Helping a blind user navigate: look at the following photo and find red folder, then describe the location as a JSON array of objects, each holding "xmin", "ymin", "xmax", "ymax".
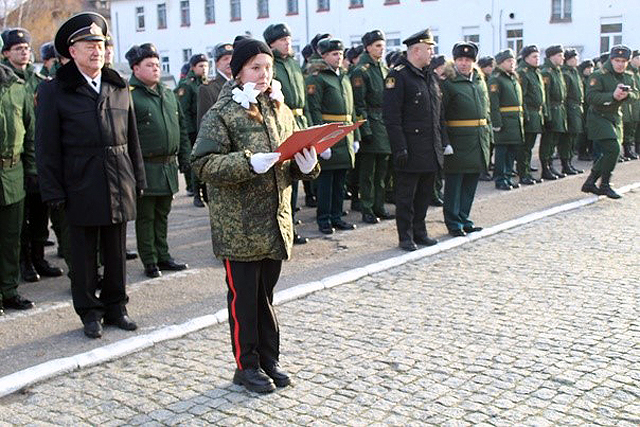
[{"xmin": 276, "ymin": 120, "xmax": 365, "ymax": 162}]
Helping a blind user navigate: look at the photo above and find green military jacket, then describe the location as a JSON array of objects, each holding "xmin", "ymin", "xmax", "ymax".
[
  {"xmin": 562, "ymin": 65, "xmax": 585, "ymax": 134},
  {"xmin": 191, "ymin": 82, "xmax": 320, "ymax": 262},
  {"xmin": 541, "ymin": 58, "xmax": 568, "ymax": 133},
  {"xmin": 0, "ymin": 64, "xmax": 35, "ymax": 206},
  {"xmin": 130, "ymin": 75, "xmax": 191, "ymax": 196},
  {"xmin": 350, "ymin": 52, "xmax": 391, "ymax": 154},
  {"xmin": 40, "ymin": 60, "xmax": 60, "ymax": 78},
  {"xmin": 2, "ymin": 60, "xmax": 44, "ymax": 98},
  {"xmin": 488, "ymin": 68, "xmax": 524, "ymax": 145},
  {"xmin": 273, "ymin": 50, "xmax": 310, "ymax": 129},
  {"xmin": 441, "ymin": 65, "xmax": 491, "ymax": 174},
  {"xmin": 622, "ymin": 63, "xmax": 640, "ymax": 123},
  {"xmin": 305, "ymin": 61, "xmax": 359, "ymax": 170},
  {"xmin": 585, "ymin": 60, "xmax": 639, "ymax": 141},
  {"xmin": 175, "ymin": 69, "xmax": 206, "ymax": 135},
  {"xmin": 517, "ymin": 62, "xmax": 546, "ymax": 133}
]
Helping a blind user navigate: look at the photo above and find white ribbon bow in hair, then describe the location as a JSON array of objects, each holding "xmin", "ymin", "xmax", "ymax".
[
  {"xmin": 269, "ymin": 79, "xmax": 285, "ymax": 103},
  {"xmin": 232, "ymin": 82, "xmax": 260, "ymax": 109}
]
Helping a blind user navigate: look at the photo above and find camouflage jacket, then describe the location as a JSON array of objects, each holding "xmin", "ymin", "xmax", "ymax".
[{"xmin": 191, "ymin": 82, "xmax": 320, "ymax": 262}]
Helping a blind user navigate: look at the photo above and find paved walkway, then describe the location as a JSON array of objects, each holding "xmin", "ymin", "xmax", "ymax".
[{"xmin": 1, "ymin": 191, "xmax": 639, "ymax": 426}]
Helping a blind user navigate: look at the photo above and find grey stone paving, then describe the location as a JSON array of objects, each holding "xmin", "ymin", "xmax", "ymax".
[{"xmin": 1, "ymin": 191, "xmax": 639, "ymax": 425}]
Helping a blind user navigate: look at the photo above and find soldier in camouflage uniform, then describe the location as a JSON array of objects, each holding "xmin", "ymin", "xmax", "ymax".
[
  {"xmin": 622, "ymin": 50, "xmax": 640, "ymax": 160},
  {"xmin": 561, "ymin": 48, "xmax": 585, "ymax": 174},
  {"xmin": 175, "ymin": 53, "xmax": 208, "ymax": 207},
  {"xmin": 191, "ymin": 38, "xmax": 319, "ymax": 393}
]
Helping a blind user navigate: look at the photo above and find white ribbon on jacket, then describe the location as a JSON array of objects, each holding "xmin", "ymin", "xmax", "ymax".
[
  {"xmin": 232, "ymin": 82, "xmax": 260, "ymax": 109},
  {"xmin": 269, "ymin": 79, "xmax": 285, "ymax": 103}
]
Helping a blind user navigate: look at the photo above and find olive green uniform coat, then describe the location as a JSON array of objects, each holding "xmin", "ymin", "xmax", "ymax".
[
  {"xmin": 273, "ymin": 51, "xmax": 310, "ymax": 129},
  {"xmin": 197, "ymin": 72, "xmax": 229, "ymax": 130},
  {"xmin": 488, "ymin": 68, "xmax": 525, "ymax": 145},
  {"xmin": 540, "ymin": 58, "xmax": 568, "ymax": 162},
  {"xmin": 622, "ymin": 63, "xmax": 640, "ymax": 149},
  {"xmin": 517, "ymin": 61, "xmax": 546, "ymax": 178},
  {"xmin": 191, "ymin": 82, "xmax": 320, "ymax": 262}
]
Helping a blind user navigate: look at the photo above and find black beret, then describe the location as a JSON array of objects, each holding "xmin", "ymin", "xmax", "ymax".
[
  {"xmin": 311, "ymin": 33, "xmax": 331, "ymax": 52},
  {"xmin": 347, "ymin": 44, "xmax": 364, "ymax": 62},
  {"xmin": 362, "ymin": 30, "xmax": 385, "ymax": 47},
  {"xmin": 301, "ymin": 44, "xmax": 313, "ymax": 60},
  {"xmin": 564, "ymin": 48, "xmax": 578, "ymax": 61},
  {"xmin": 610, "ymin": 45, "xmax": 631, "ymax": 60},
  {"xmin": 214, "ymin": 42, "xmax": 233, "ymax": 61},
  {"xmin": 40, "ymin": 42, "xmax": 56, "ymax": 61},
  {"xmin": 452, "ymin": 42, "xmax": 478, "ymax": 60},
  {"xmin": 430, "ymin": 55, "xmax": 446, "ymax": 69},
  {"xmin": 2, "ymin": 28, "xmax": 31, "ymax": 51},
  {"xmin": 54, "ymin": 12, "xmax": 108, "ymax": 59},
  {"xmin": 545, "ymin": 44, "xmax": 563, "ymax": 58},
  {"xmin": 403, "ymin": 29, "xmax": 436, "ymax": 47},
  {"xmin": 520, "ymin": 45, "xmax": 539, "ymax": 59},
  {"xmin": 263, "ymin": 23, "xmax": 292, "ymax": 46},
  {"xmin": 578, "ymin": 59, "xmax": 594, "ymax": 71},
  {"xmin": 125, "ymin": 43, "xmax": 159, "ymax": 69},
  {"xmin": 317, "ymin": 38, "xmax": 344, "ymax": 55},
  {"xmin": 230, "ymin": 37, "xmax": 273, "ymax": 77},
  {"xmin": 495, "ymin": 48, "xmax": 515, "ymax": 64},
  {"xmin": 477, "ymin": 56, "xmax": 495, "ymax": 68},
  {"xmin": 189, "ymin": 53, "xmax": 208, "ymax": 67}
]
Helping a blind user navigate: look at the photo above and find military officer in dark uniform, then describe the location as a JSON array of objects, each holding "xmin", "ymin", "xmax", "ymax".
[
  {"xmin": 0, "ymin": 34, "xmax": 37, "ymax": 315},
  {"xmin": 197, "ymin": 43, "xmax": 233, "ymax": 129},
  {"xmin": 175, "ymin": 53, "xmax": 208, "ymax": 207},
  {"xmin": 2, "ymin": 28, "xmax": 64, "ymax": 282},
  {"xmin": 36, "ymin": 12, "xmax": 146, "ymax": 338},
  {"xmin": 582, "ymin": 45, "xmax": 638, "ymax": 199},
  {"xmin": 383, "ymin": 29, "xmax": 445, "ymax": 251},
  {"xmin": 351, "ymin": 30, "xmax": 394, "ymax": 224}
]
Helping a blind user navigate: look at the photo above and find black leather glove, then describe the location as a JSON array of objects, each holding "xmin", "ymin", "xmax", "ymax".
[
  {"xmin": 136, "ymin": 188, "xmax": 144, "ymax": 198},
  {"xmin": 362, "ymin": 134, "xmax": 374, "ymax": 145},
  {"xmin": 24, "ymin": 174, "xmax": 38, "ymax": 192},
  {"xmin": 48, "ymin": 199, "xmax": 65, "ymax": 211},
  {"xmin": 179, "ymin": 162, "xmax": 190, "ymax": 174},
  {"xmin": 394, "ymin": 149, "xmax": 408, "ymax": 168}
]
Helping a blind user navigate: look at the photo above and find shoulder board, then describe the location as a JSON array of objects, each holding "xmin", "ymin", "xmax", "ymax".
[
  {"xmin": 394, "ymin": 64, "xmax": 405, "ymax": 71},
  {"xmin": 129, "ymin": 86, "xmax": 136, "ymax": 91},
  {"xmin": 34, "ymin": 71, "xmax": 46, "ymax": 81}
]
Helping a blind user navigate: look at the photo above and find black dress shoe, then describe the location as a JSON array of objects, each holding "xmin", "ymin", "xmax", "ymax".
[
  {"xmin": 144, "ymin": 264, "xmax": 162, "ymax": 278},
  {"xmin": 262, "ymin": 363, "xmax": 292, "ymax": 387},
  {"xmin": 509, "ymin": 181, "xmax": 520, "ymax": 189},
  {"xmin": 33, "ymin": 259, "xmax": 63, "ymax": 277},
  {"xmin": 104, "ymin": 314, "xmax": 138, "ymax": 331},
  {"xmin": 479, "ymin": 172, "xmax": 493, "ymax": 181},
  {"xmin": 157, "ymin": 259, "xmax": 188, "ymax": 271},
  {"xmin": 463, "ymin": 226, "xmax": 483, "ymax": 233},
  {"xmin": 429, "ymin": 197, "xmax": 444, "ymax": 207},
  {"xmin": 399, "ymin": 240, "xmax": 418, "ymax": 251},
  {"xmin": 44, "ymin": 239, "xmax": 55, "ymax": 247},
  {"xmin": 293, "ymin": 234, "xmax": 308, "ymax": 244},
  {"xmin": 376, "ymin": 211, "xmax": 396, "ymax": 220},
  {"xmin": 319, "ymin": 224, "xmax": 335, "ymax": 234},
  {"xmin": 126, "ymin": 250, "xmax": 139, "ymax": 260},
  {"xmin": 83, "ymin": 321, "xmax": 103, "ymax": 339},
  {"xmin": 362, "ymin": 213, "xmax": 380, "ymax": 224},
  {"xmin": 193, "ymin": 195, "xmax": 205, "ymax": 207},
  {"xmin": 449, "ymin": 229, "xmax": 467, "ymax": 237},
  {"xmin": 305, "ymin": 195, "xmax": 317, "ymax": 207},
  {"xmin": 333, "ymin": 220, "xmax": 356, "ymax": 230},
  {"xmin": 21, "ymin": 262, "xmax": 40, "ymax": 282},
  {"xmin": 414, "ymin": 235, "xmax": 437, "ymax": 246},
  {"xmin": 3, "ymin": 295, "xmax": 35, "ymax": 310},
  {"xmin": 233, "ymin": 368, "xmax": 276, "ymax": 393},
  {"xmin": 519, "ymin": 176, "xmax": 536, "ymax": 185},
  {"xmin": 495, "ymin": 182, "xmax": 512, "ymax": 190}
]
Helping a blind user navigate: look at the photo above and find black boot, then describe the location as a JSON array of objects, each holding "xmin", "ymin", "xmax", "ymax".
[
  {"xmin": 624, "ymin": 143, "xmax": 639, "ymax": 160},
  {"xmin": 20, "ymin": 260, "xmax": 40, "ymax": 282},
  {"xmin": 548, "ymin": 159, "xmax": 566, "ymax": 178},
  {"xmin": 32, "ymin": 243, "xmax": 63, "ymax": 277},
  {"xmin": 581, "ymin": 170, "xmax": 601, "ymax": 195},
  {"xmin": 540, "ymin": 160, "xmax": 558, "ymax": 180},
  {"xmin": 599, "ymin": 172, "xmax": 622, "ymax": 199},
  {"xmin": 561, "ymin": 159, "xmax": 578, "ymax": 175},
  {"xmin": 569, "ymin": 158, "xmax": 584, "ymax": 174}
]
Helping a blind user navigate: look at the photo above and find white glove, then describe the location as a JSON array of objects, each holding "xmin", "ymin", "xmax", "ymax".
[
  {"xmin": 353, "ymin": 140, "xmax": 360, "ymax": 153},
  {"xmin": 443, "ymin": 144, "xmax": 454, "ymax": 155},
  {"xmin": 492, "ymin": 127, "xmax": 502, "ymax": 132},
  {"xmin": 294, "ymin": 147, "xmax": 318, "ymax": 174},
  {"xmin": 250, "ymin": 152, "xmax": 281, "ymax": 174},
  {"xmin": 319, "ymin": 148, "xmax": 332, "ymax": 160}
]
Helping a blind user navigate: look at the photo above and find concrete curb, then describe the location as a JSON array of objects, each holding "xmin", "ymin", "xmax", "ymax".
[{"xmin": 1, "ymin": 183, "xmax": 638, "ymax": 398}]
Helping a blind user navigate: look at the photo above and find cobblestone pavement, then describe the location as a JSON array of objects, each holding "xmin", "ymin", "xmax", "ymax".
[{"xmin": 1, "ymin": 191, "xmax": 639, "ymax": 426}]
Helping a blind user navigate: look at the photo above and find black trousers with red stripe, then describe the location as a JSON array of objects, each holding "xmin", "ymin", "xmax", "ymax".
[{"xmin": 224, "ymin": 258, "xmax": 282, "ymax": 370}]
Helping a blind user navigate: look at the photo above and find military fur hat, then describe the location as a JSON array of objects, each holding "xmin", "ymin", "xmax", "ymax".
[
  {"xmin": 346, "ymin": 44, "xmax": 364, "ymax": 62},
  {"xmin": 477, "ymin": 56, "xmax": 495, "ymax": 68},
  {"xmin": 54, "ymin": 12, "xmax": 108, "ymax": 59},
  {"xmin": 452, "ymin": 42, "xmax": 478, "ymax": 60},
  {"xmin": 495, "ymin": 48, "xmax": 515, "ymax": 64},
  {"xmin": 520, "ymin": 45, "xmax": 539, "ymax": 60},
  {"xmin": 578, "ymin": 59, "xmax": 594, "ymax": 72},
  {"xmin": 403, "ymin": 29, "xmax": 436, "ymax": 47},
  {"xmin": 385, "ymin": 50, "xmax": 402, "ymax": 67},
  {"xmin": 1, "ymin": 28, "xmax": 31, "ymax": 51},
  {"xmin": 125, "ymin": 43, "xmax": 159, "ymax": 69},
  {"xmin": 263, "ymin": 23, "xmax": 292, "ymax": 46},
  {"xmin": 214, "ymin": 43, "xmax": 233, "ymax": 61},
  {"xmin": 105, "ymin": 32, "xmax": 113, "ymax": 47},
  {"xmin": 633, "ymin": 50, "xmax": 640, "ymax": 58},
  {"xmin": 189, "ymin": 53, "xmax": 208, "ymax": 67},
  {"xmin": 545, "ymin": 44, "xmax": 563, "ymax": 58},
  {"xmin": 362, "ymin": 30, "xmax": 385, "ymax": 47},
  {"xmin": 317, "ymin": 38, "xmax": 344, "ymax": 55},
  {"xmin": 609, "ymin": 45, "xmax": 631, "ymax": 61},
  {"xmin": 564, "ymin": 48, "xmax": 578, "ymax": 61},
  {"xmin": 301, "ymin": 44, "xmax": 313, "ymax": 60},
  {"xmin": 40, "ymin": 42, "xmax": 56, "ymax": 61},
  {"xmin": 230, "ymin": 37, "xmax": 273, "ymax": 77},
  {"xmin": 430, "ymin": 54, "xmax": 446, "ymax": 69},
  {"xmin": 599, "ymin": 52, "xmax": 610, "ymax": 63},
  {"xmin": 311, "ymin": 33, "xmax": 332, "ymax": 52}
]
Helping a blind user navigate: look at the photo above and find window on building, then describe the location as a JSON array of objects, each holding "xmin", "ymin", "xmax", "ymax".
[
  {"xmin": 600, "ymin": 22, "xmax": 622, "ymax": 53},
  {"xmin": 349, "ymin": 0, "xmax": 363, "ymax": 8},
  {"xmin": 180, "ymin": 1, "xmax": 190, "ymax": 26},
  {"xmin": 183, "ymin": 49, "xmax": 192, "ymax": 63},
  {"xmin": 506, "ymin": 28, "xmax": 523, "ymax": 54},
  {"xmin": 135, "ymin": 6, "xmax": 145, "ymax": 31},
  {"xmin": 157, "ymin": 3, "xmax": 167, "ymax": 29},
  {"xmin": 384, "ymin": 0, "xmax": 400, "ymax": 4},
  {"xmin": 386, "ymin": 32, "xmax": 401, "ymax": 51},
  {"xmin": 161, "ymin": 56, "xmax": 170, "ymax": 73},
  {"xmin": 433, "ymin": 35, "xmax": 439, "ymax": 54},
  {"xmin": 350, "ymin": 35, "xmax": 362, "ymax": 47},
  {"xmin": 231, "ymin": 0, "xmax": 241, "ymax": 20},
  {"xmin": 258, "ymin": 0, "xmax": 269, "ymax": 18},
  {"xmin": 317, "ymin": 0, "xmax": 329, "ymax": 11},
  {"xmin": 551, "ymin": 0, "xmax": 571, "ymax": 22},
  {"xmin": 205, "ymin": 0, "xmax": 215, "ymax": 23},
  {"xmin": 287, "ymin": 0, "xmax": 298, "ymax": 14},
  {"xmin": 462, "ymin": 26, "xmax": 480, "ymax": 46}
]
